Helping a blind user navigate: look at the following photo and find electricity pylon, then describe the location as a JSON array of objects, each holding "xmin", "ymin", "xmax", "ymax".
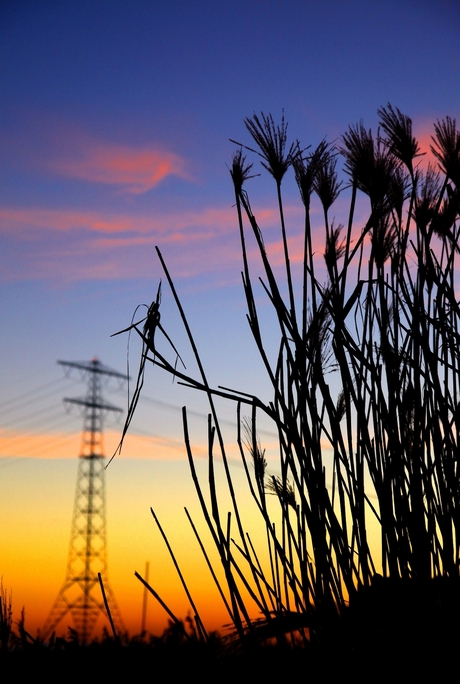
[{"xmin": 43, "ymin": 358, "xmax": 127, "ymax": 642}]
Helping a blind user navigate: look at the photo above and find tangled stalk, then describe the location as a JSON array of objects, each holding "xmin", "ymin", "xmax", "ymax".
[{"xmin": 116, "ymin": 105, "xmax": 460, "ymax": 647}]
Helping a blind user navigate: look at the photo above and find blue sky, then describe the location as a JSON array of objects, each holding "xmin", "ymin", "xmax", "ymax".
[{"xmin": 1, "ymin": 0, "xmax": 459, "ymax": 636}]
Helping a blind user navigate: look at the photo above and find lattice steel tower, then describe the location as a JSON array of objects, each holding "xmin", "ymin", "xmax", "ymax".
[{"xmin": 43, "ymin": 358, "xmax": 127, "ymax": 642}]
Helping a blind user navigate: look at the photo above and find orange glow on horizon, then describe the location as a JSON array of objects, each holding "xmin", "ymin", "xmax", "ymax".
[
  {"xmin": 0, "ymin": 427, "xmax": 201, "ymax": 461},
  {"xmin": 0, "ymin": 427, "xmax": 270, "ymax": 463}
]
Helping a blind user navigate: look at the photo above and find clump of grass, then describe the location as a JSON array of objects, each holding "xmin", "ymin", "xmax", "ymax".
[
  {"xmin": 115, "ymin": 106, "xmax": 460, "ymax": 652},
  {"xmin": 0, "ymin": 579, "xmax": 13, "ymax": 651}
]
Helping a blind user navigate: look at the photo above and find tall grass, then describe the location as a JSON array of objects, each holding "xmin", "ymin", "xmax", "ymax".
[
  {"xmin": 0, "ymin": 579, "xmax": 13, "ymax": 651},
  {"xmin": 117, "ymin": 106, "xmax": 460, "ymax": 647}
]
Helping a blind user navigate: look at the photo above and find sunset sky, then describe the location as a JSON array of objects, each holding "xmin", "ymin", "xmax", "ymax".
[{"xmin": 1, "ymin": 0, "xmax": 460, "ymax": 638}]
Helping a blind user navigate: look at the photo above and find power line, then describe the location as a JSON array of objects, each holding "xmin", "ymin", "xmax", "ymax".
[{"xmin": 0, "ymin": 376, "xmax": 76, "ymax": 415}]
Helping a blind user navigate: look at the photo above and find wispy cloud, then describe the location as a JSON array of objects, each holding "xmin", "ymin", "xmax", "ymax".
[
  {"xmin": 0, "ymin": 201, "xmax": 327, "ymax": 283},
  {"xmin": 0, "ymin": 205, "xmax": 237, "ymax": 237},
  {"xmin": 49, "ymin": 142, "xmax": 190, "ymax": 193},
  {"xmin": 0, "ymin": 204, "xmax": 244, "ymax": 281}
]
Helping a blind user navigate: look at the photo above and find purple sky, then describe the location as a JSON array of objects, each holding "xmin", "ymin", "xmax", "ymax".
[{"xmin": 2, "ymin": 0, "xmax": 459, "ymax": 401}]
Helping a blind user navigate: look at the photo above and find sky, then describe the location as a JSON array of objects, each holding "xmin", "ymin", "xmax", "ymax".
[{"xmin": 1, "ymin": 0, "xmax": 460, "ymax": 638}]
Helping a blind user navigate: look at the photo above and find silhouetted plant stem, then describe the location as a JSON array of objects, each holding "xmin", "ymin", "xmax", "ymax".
[
  {"xmin": 134, "ymin": 571, "xmax": 188, "ymax": 636},
  {"xmin": 184, "ymin": 507, "xmax": 235, "ymax": 621},
  {"xmin": 98, "ymin": 573, "xmax": 118, "ymax": 643},
  {"xmin": 115, "ymin": 108, "xmax": 460, "ymax": 647},
  {"xmin": 150, "ymin": 507, "xmax": 208, "ymax": 642}
]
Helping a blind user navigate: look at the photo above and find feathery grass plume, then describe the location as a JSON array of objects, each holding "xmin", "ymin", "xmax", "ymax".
[
  {"xmin": 229, "ymin": 148, "xmax": 262, "ymax": 255},
  {"xmin": 304, "ymin": 288, "xmax": 333, "ymax": 371},
  {"xmin": 371, "ymin": 215, "xmax": 398, "ymax": 267},
  {"xmin": 341, "ymin": 121, "xmax": 375, "ymax": 186},
  {"xmin": 324, "ymin": 221, "xmax": 346, "ymax": 278},
  {"xmin": 266, "ymin": 475, "xmax": 296, "ymax": 510},
  {"xmin": 294, "ymin": 139, "xmax": 333, "ymax": 338},
  {"xmin": 335, "ymin": 390, "xmax": 346, "ymax": 422},
  {"xmin": 242, "ymin": 416, "xmax": 267, "ymax": 495},
  {"xmin": 341, "ymin": 122, "xmax": 400, "ymax": 212},
  {"xmin": 378, "ymin": 103, "xmax": 422, "ymax": 178},
  {"xmin": 431, "ymin": 116, "xmax": 460, "ymax": 188},
  {"xmin": 238, "ymin": 111, "xmax": 299, "ymax": 185},
  {"xmin": 234, "ymin": 111, "xmax": 300, "ymax": 322},
  {"xmin": 430, "ymin": 187, "xmax": 460, "ymax": 243},
  {"xmin": 387, "ymin": 165, "xmax": 411, "ymax": 225},
  {"xmin": 413, "ymin": 164, "xmax": 442, "ymax": 231},
  {"xmin": 293, "ymin": 139, "xmax": 331, "ymax": 209},
  {"xmin": 228, "ymin": 148, "xmax": 258, "ymax": 195},
  {"xmin": 313, "ymin": 155, "xmax": 342, "ymax": 212}
]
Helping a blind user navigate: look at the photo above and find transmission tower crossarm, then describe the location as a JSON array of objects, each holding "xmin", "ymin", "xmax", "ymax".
[
  {"xmin": 57, "ymin": 358, "xmax": 129, "ymax": 381},
  {"xmin": 64, "ymin": 397, "xmax": 123, "ymax": 413}
]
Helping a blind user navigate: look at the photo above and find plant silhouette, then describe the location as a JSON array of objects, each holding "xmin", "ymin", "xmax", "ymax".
[{"xmin": 115, "ymin": 106, "xmax": 460, "ymax": 657}]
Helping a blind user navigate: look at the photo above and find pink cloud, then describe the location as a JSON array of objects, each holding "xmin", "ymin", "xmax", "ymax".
[
  {"xmin": 0, "ymin": 204, "xmax": 246, "ymax": 282},
  {"xmin": 0, "ymin": 200, "xmax": 330, "ymax": 283},
  {"xmin": 0, "ymin": 206, "xmax": 237, "ymax": 236},
  {"xmin": 1, "ymin": 114, "xmax": 192, "ymax": 192},
  {"xmin": 0, "ymin": 201, "xmax": 298, "ymax": 241},
  {"xmin": 50, "ymin": 143, "xmax": 190, "ymax": 193}
]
